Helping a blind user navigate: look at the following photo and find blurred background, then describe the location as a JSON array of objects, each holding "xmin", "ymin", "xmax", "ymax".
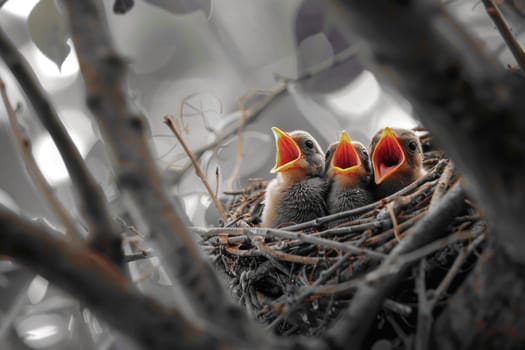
[{"xmin": 0, "ymin": 0, "xmax": 522, "ymax": 348}]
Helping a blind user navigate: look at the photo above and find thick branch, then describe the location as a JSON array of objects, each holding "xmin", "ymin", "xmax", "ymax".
[
  {"xmin": 62, "ymin": 0, "xmax": 265, "ymax": 345},
  {"xmin": 331, "ymin": 0, "xmax": 525, "ymax": 265},
  {"xmin": 0, "ymin": 209, "xmax": 224, "ymax": 350},
  {"xmin": 0, "ymin": 28, "xmax": 122, "ymax": 264},
  {"xmin": 327, "ymin": 183, "xmax": 467, "ymax": 349}
]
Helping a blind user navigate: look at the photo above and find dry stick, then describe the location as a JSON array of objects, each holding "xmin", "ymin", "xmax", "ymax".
[
  {"xmin": 380, "ymin": 230, "xmax": 478, "ymax": 276},
  {"xmin": 193, "ymin": 226, "xmax": 385, "ymax": 260},
  {"xmin": 124, "ymin": 251, "xmax": 151, "ymax": 263},
  {"xmin": 225, "ymin": 97, "xmax": 248, "ymax": 190},
  {"xmin": 386, "ymin": 202, "xmax": 401, "ymax": 242},
  {"xmin": 327, "ymin": 183, "xmax": 467, "ymax": 349},
  {"xmin": 385, "ymin": 313, "xmax": 412, "ymax": 349},
  {"xmin": 268, "ymin": 252, "xmax": 355, "ymax": 329},
  {"xmin": 163, "ymin": 115, "xmax": 227, "ymax": 223},
  {"xmin": 383, "ymin": 299, "xmax": 412, "ymax": 317},
  {"xmin": 0, "ymin": 209, "xmax": 226, "ymax": 350},
  {"xmin": 0, "ymin": 29, "xmax": 122, "ymax": 264},
  {"xmin": 416, "ymin": 232, "xmax": 486, "ymax": 349},
  {"xmin": 430, "ymin": 232, "xmax": 486, "ymax": 306},
  {"xmin": 214, "ymin": 167, "xmax": 220, "ymax": 199},
  {"xmin": 0, "ymin": 79, "xmax": 81, "ymax": 239},
  {"xmin": 62, "ymin": 2, "xmax": 268, "ymax": 347},
  {"xmin": 429, "ymin": 161, "xmax": 454, "ymax": 210},
  {"xmin": 482, "ymin": 0, "xmax": 525, "ymax": 73},
  {"xmin": 301, "ymin": 229, "xmax": 479, "ymax": 296},
  {"xmin": 252, "ymin": 237, "xmax": 330, "ymax": 265}
]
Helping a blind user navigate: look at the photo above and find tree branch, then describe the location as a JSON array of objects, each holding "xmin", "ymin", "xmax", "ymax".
[
  {"xmin": 62, "ymin": 0, "xmax": 266, "ymax": 345},
  {"xmin": 194, "ymin": 226, "xmax": 386, "ymax": 259},
  {"xmin": 163, "ymin": 115, "xmax": 227, "ymax": 223},
  {"xmin": 0, "ymin": 78, "xmax": 81, "ymax": 239},
  {"xmin": 481, "ymin": 0, "xmax": 525, "ymax": 72},
  {"xmin": 327, "ymin": 183, "xmax": 467, "ymax": 349},
  {"xmin": 0, "ymin": 28, "xmax": 123, "ymax": 264},
  {"xmin": 0, "ymin": 209, "xmax": 225, "ymax": 350}
]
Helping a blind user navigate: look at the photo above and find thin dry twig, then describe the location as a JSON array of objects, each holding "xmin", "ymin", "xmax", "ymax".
[
  {"xmin": 215, "ymin": 167, "xmax": 220, "ymax": 199},
  {"xmin": 225, "ymin": 97, "xmax": 248, "ymax": 190},
  {"xmin": 163, "ymin": 115, "xmax": 227, "ymax": 223},
  {"xmin": 482, "ymin": 0, "xmax": 525, "ymax": 73},
  {"xmin": 252, "ymin": 237, "xmax": 330, "ymax": 265},
  {"xmin": 430, "ymin": 232, "xmax": 486, "ymax": 306},
  {"xmin": 0, "ymin": 78, "xmax": 81, "ymax": 239},
  {"xmin": 429, "ymin": 161, "xmax": 454, "ymax": 209},
  {"xmin": 194, "ymin": 226, "xmax": 386, "ymax": 260},
  {"xmin": 378, "ymin": 230, "xmax": 481, "ymax": 277},
  {"xmin": 386, "ymin": 202, "xmax": 401, "ymax": 242}
]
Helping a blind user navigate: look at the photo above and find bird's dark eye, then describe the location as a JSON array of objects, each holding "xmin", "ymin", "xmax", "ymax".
[
  {"xmin": 305, "ymin": 140, "xmax": 314, "ymax": 149},
  {"xmin": 408, "ymin": 141, "xmax": 418, "ymax": 152}
]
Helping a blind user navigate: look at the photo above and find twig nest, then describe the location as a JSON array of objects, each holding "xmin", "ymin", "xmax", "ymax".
[{"xmin": 200, "ymin": 131, "xmax": 486, "ymax": 337}]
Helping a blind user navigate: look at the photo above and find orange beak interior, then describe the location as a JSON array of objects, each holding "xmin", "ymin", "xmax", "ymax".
[
  {"xmin": 271, "ymin": 127, "xmax": 302, "ymax": 173},
  {"xmin": 332, "ymin": 131, "xmax": 361, "ymax": 175},
  {"xmin": 372, "ymin": 127, "xmax": 406, "ymax": 184}
]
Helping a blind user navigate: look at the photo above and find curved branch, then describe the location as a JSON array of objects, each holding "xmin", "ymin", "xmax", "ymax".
[{"xmin": 0, "ymin": 209, "xmax": 223, "ymax": 350}]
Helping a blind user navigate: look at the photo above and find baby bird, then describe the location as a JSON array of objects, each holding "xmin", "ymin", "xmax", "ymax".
[
  {"xmin": 369, "ymin": 127, "xmax": 426, "ymax": 198},
  {"xmin": 261, "ymin": 127, "xmax": 328, "ymax": 228},
  {"xmin": 325, "ymin": 131, "xmax": 374, "ymax": 220}
]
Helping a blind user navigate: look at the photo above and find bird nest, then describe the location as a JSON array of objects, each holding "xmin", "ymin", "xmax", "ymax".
[{"xmin": 200, "ymin": 130, "xmax": 487, "ymax": 340}]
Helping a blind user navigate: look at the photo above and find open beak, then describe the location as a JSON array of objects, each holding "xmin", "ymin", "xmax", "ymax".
[
  {"xmin": 331, "ymin": 131, "xmax": 361, "ymax": 175},
  {"xmin": 270, "ymin": 127, "xmax": 302, "ymax": 173},
  {"xmin": 371, "ymin": 127, "xmax": 406, "ymax": 184}
]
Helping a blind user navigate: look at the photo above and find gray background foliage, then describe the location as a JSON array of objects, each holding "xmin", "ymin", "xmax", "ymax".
[{"xmin": 0, "ymin": 0, "xmax": 521, "ymax": 348}]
